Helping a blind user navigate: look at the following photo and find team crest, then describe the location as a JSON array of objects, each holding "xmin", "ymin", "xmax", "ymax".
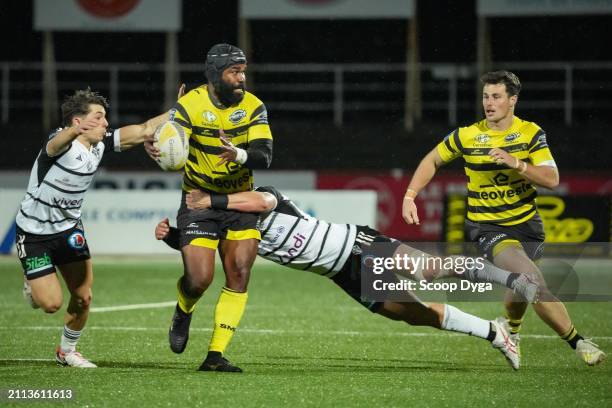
[
  {"xmin": 68, "ymin": 231, "xmax": 86, "ymax": 249},
  {"xmin": 229, "ymin": 109, "xmax": 247, "ymax": 124},
  {"xmin": 475, "ymin": 134, "xmax": 490, "ymax": 144},
  {"xmin": 203, "ymin": 111, "xmax": 217, "ymax": 123},
  {"xmin": 504, "ymin": 132, "xmax": 520, "ymax": 143}
]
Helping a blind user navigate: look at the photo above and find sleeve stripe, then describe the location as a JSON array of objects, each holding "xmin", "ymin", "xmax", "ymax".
[
  {"xmin": 113, "ymin": 129, "xmax": 121, "ymax": 152},
  {"xmin": 452, "ymin": 129, "xmax": 464, "ymax": 154},
  {"xmin": 444, "ymin": 136, "xmax": 456, "ymax": 153},
  {"xmin": 530, "ymin": 143, "xmax": 549, "ymax": 154},
  {"xmin": 174, "ymin": 102, "xmax": 192, "ymax": 127},
  {"xmin": 528, "ymin": 129, "xmax": 545, "ymax": 150},
  {"xmin": 250, "ymin": 103, "xmax": 266, "ymax": 121},
  {"xmin": 174, "ymin": 117, "xmax": 190, "ymax": 129}
]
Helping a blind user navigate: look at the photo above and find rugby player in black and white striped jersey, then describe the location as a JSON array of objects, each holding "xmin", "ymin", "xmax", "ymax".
[
  {"xmin": 154, "ymin": 186, "xmax": 544, "ymax": 370},
  {"xmin": 17, "ymin": 87, "xmax": 182, "ymax": 368}
]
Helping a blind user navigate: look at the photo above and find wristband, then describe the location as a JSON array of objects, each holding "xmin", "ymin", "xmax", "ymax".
[
  {"xmin": 210, "ymin": 193, "xmax": 229, "ymax": 210},
  {"xmin": 235, "ymin": 147, "xmax": 248, "ymax": 165},
  {"xmin": 404, "ymin": 188, "xmax": 417, "ymax": 200},
  {"xmin": 518, "ymin": 161, "xmax": 528, "ymax": 174}
]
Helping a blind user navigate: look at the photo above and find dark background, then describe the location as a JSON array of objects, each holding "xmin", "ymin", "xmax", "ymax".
[{"xmin": 1, "ymin": 1, "xmax": 610, "ymax": 171}]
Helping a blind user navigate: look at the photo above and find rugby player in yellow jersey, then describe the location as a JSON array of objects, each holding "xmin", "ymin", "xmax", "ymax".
[
  {"xmin": 161, "ymin": 44, "xmax": 272, "ymax": 372},
  {"xmin": 402, "ymin": 71, "xmax": 605, "ymax": 366}
]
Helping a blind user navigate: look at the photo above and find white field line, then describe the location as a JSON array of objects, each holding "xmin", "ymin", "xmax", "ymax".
[
  {"xmin": 0, "ymin": 325, "xmax": 611, "ymax": 341},
  {"xmin": 90, "ymin": 301, "xmax": 176, "ymax": 312}
]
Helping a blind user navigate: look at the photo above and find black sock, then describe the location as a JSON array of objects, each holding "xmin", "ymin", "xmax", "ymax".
[
  {"xmin": 486, "ymin": 322, "xmax": 497, "ymax": 342},
  {"xmin": 562, "ymin": 325, "xmax": 583, "ymax": 350}
]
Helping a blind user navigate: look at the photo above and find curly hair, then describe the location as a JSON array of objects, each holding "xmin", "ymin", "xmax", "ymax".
[
  {"xmin": 60, "ymin": 87, "xmax": 109, "ymax": 126},
  {"xmin": 480, "ymin": 71, "xmax": 521, "ymax": 97}
]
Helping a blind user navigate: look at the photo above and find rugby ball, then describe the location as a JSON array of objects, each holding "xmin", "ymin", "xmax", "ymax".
[{"xmin": 153, "ymin": 121, "xmax": 188, "ymax": 171}]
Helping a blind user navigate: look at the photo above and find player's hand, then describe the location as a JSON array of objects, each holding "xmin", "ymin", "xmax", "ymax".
[
  {"xmin": 489, "ymin": 148, "xmax": 516, "ymax": 168},
  {"xmin": 216, "ymin": 129, "xmax": 238, "ymax": 166},
  {"xmin": 75, "ymin": 119, "xmax": 100, "ymax": 135},
  {"xmin": 402, "ymin": 197, "xmax": 420, "ymax": 225},
  {"xmin": 144, "ymin": 139, "xmax": 160, "ymax": 160},
  {"xmin": 155, "ymin": 217, "xmax": 170, "ymax": 240},
  {"xmin": 177, "ymin": 83, "xmax": 186, "ymax": 100},
  {"xmin": 81, "ymin": 124, "xmax": 106, "ymax": 143},
  {"xmin": 186, "ymin": 190, "xmax": 212, "ymax": 210}
]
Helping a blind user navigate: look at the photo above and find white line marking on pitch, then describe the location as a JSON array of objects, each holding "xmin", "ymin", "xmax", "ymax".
[
  {"xmin": 0, "ymin": 325, "xmax": 610, "ymax": 341},
  {"xmin": 90, "ymin": 301, "xmax": 176, "ymax": 313}
]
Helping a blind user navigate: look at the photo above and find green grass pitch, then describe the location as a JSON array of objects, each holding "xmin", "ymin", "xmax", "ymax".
[{"xmin": 0, "ymin": 256, "xmax": 610, "ymax": 407}]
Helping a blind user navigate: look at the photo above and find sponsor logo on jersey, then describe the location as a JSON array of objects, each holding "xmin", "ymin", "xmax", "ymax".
[
  {"xmin": 56, "ymin": 178, "xmax": 80, "ymax": 188},
  {"xmin": 169, "ymin": 108, "xmax": 177, "ymax": 121},
  {"xmin": 25, "ymin": 253, "xmax": 52, "ymax": 272},
  {"xmin": 287, "ymin": 233, "xmax": 307, "ymax": 258},
  {"xmin": 53, "ymin": 197, "xmax": 84, "ymax": 208},
  {"xmin": 504, "ymin": 132, "xmax": 520, "ymax": 143},
  {"xmin": 475, "ymin": 134, "xmax": 490, "ymax": 144},
  {"xmin": 212, "ymin": 173, "xmax": 251, "ymax": 190},
  {"xmin": 493, "ymin": 173, "xmax": 509, "ymax": 186},
  {"xmin": 68, "ymin": 231, "xmax": 86, "ymax": 249},
  {"xmin": 229, "ymin": 109, "xmax": 247, "ymax": 124},
  {"xmin": 481, "ymin": 233, "xmax": 508, "ymax": 253},
  {"xmin": 202, "ymin": 111, "xmax": 217, "ymax": 123},
  {"xmin": 473, "ymin": 183, "xmax": 532, "ymax": 200}
]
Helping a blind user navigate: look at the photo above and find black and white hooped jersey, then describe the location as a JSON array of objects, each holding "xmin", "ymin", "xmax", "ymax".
[
  {"xmin": 15, "ymin": 128, "xmax": 121, "ymax": 235},
  {"xmin": 255, "ymin": 186, "xmax": 357, "ymax": 278}
]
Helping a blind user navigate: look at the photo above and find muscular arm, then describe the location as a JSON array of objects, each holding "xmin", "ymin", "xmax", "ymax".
[
  {"xmin": 117, "ymin": 112, "xmax": 169, "ymax": 150},
  {"xmin": 186, "ymin": 190, "xmax": 277, "ymax": 213}
]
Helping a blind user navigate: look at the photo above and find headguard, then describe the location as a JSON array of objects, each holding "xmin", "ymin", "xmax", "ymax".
[{"xmin": 205, "ymin": 43, "xmax": 247, "ymax": 89}]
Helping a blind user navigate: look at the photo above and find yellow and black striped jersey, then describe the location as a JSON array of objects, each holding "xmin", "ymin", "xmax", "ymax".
[
  {"xmin": 170, "ymin": 85, "xmax": 272, "ymax": 194},
  {"xmin": 436, "ymin": 116, "xmax": 556, "ymax": 226}
]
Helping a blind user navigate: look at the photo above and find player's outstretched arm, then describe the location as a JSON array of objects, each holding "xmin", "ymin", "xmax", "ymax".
[
  {"xmin": 403, "ymin": 148, "xmax": 445, "ymax": 225},
  {"xmin": 186, "ymin": 190, "xmax": 277, "ymax": 213},
  {"xmin": 117, "ymin": 112, "xmax": 169, "ymax": 150}
]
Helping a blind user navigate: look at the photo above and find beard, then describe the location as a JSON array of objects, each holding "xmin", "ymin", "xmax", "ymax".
[{"xmin": 216, "ymin": 79, "xmax": 246, "ymax": 107}]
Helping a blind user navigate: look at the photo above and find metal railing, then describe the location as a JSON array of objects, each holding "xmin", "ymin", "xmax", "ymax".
[{"xmin": 2, "ymin": 61, "xmax": 612, "ymax": 127}]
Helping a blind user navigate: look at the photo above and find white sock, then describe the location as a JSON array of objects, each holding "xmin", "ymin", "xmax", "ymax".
[
  {"xmin": 441, "ymin": 304, "xmax": 491, "ymax": 339},
  {"xmin": 60, "ymin": 326, "xmax": 82, "ymax": 353}
]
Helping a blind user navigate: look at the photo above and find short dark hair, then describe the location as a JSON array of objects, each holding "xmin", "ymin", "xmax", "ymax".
[
  {"xmin": 480, "ymin": 71, "xmax": 521, "ymax": 97},
  {"xmin": 61, "ymin": 87, "xmax": 109, "ymax": 126}
]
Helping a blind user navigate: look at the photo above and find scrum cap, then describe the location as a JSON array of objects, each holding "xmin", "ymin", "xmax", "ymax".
[{"xmin": 205, "ymin": 43, "xmax": 247, "ymax": 88}]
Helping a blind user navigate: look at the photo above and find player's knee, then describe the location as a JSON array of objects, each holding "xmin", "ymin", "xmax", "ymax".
[
  {"xmin": 185, "ymin": 274, "xmax": 212, "ymax": 295},
  {"xmin": 39, "ymin": 298, "xmax": 63, "ymax": 314},
  {"xmin": 225, "ymin": 266, "xmax": 250, "ymax": 292},
  {"xmin": 79, "ymin": 292, "xmax": 92, "ymax": 309}
]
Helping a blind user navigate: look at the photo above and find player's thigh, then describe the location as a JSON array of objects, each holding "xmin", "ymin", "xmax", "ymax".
[
  {"xmin": 219, "ymin": 238, "xmax": 258, "ymax": 272},
  {"xmin": 493, "ymin": 245, "xmax": 541, "ymax": 279},
  {"xmin": 29, "ymin": 273, "xmax": 64, "ymax": 312},
  {"xmin": 219, "ymin": 239, "xmax": 258, "ymax": 291},
  {"xmin": 181, "ymin": 244, "xmax": 217, "ymax": 284},
  {"xmin": 58, "ymin": 259, "xmax": 93, "ymax": 300}
]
